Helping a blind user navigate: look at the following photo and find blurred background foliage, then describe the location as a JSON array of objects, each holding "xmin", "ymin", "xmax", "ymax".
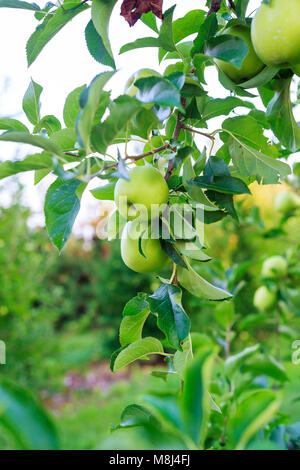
[{"xmin": 0, "ymin": 177, "xmax": 299, "ymax": 449}]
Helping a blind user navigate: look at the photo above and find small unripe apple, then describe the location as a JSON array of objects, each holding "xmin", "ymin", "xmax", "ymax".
[
  {"xmin": 262, "ymin": 256, "xmax": 288, "ymax": 279},
  {"xmin": 215, "ymin": 25, "xmax": 264, "ymax": 83},
  {"xmin": 124, "ymin": 69, "xmax": 161, "ymax": 97},
  {"xmin": 274, "ymin": 191, "xmax": 300, "ymax": 214},
  {"xmin": 254, "ymin": 286, "xmax": 277, "ymax": 312},
  {"xmin": 143, "ymin": 135, "xmax": 168, "ymax": 154},
  {"xmin": 114, "ymin": 166, "xmax": 169, "ymax": 220},
  {"xmin": 121, "ymin": 220, "xmax": 169, "ymax": 273},
  {"xmin": 251, "ymin": 0, "xmax": 300, "ymax": 67}
]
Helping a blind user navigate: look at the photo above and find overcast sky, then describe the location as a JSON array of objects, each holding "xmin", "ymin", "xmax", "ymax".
[{"xmin": 0, "ymin": 0, "xmax": 298, "ymax": 236}]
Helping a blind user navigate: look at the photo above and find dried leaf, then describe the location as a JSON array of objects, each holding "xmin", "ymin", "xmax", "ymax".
[{"xmin": 120, "ymin": 0, "xmax": 163, "ymax": 27}]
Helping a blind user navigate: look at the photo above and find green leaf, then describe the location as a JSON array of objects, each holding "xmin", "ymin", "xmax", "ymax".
[
  {"xmin": 176, "ymin": 241, "xmax": 212, "ymax": 262},
  {"xmin": 192, "ymin": 13, "xmax": 218, "ymax": 56},
  {"xmin": 243, "ymin": 356, "xmax": 288, "ymax": 383},
  {"xmin": 227, "ymin": 139, "xmax": 291, "ymax": 184},
  {"xmin": 119, "ymin": 296, "xmax": 150, "ymax": 347},
  {"xmin": 225, "ymin": 344, "xmax": 260, "ymax": 379},
  {"xmin": 226, "ymin": 390, "xmax": 281, "ymax": 450},
  {"xmin": 221, "ymin": 115, "xmax": 277, "ymax": 155},
  {"xmin": 22, "ymin": 79, "xmax": 42, "ymax": 125},
  {"xmin": 114, "ymin": 404, "xmax": 160, "ymax": 431},
  {"xmin": 76, "ymin": 72, "xmax": 114, "ymax": 149},
  {"xmin": 173, "ymin": 9, "xmax": 206, "ymax": 44},
  {"xmin": 0, "ymin": 152, "xmax": 52, "ymax": 179},
  {"xmin": 34, "ymin": 168, "xmax": 51, "ymax": 185},
  {"xmin": 205, "ymin": 35, "xmax": 248, "ymax": 68},
  {"xmin": 149, "ymin": 284, "xmax": 190, "ymax": 350},
  {"xmin": 266, "ymin": 78, "xmax": 300, "ymax": 152},
  {"xmin": 120, "ymin": 37, "xmax": 159, "ymax": 54},
  {"xmin": 0, "ymin": 0, "xmax": 40, "ymax": 10},
  {"xmin": 91, "ymin": 95, "xmax": 141, "ymax": 154},
  {"xmin": 158, "ymin": 5, "xmax": 176, "ymax": 52},
  {"xmin": 205, "ymin": 190, "xmax": 238, "ymax": 221},
  {"xmin": 239, "ymin": 65, "xmax": 280, "ymax": 89},
  {"xmin": 85, "ymin": 19, "xmax": 115, "ymax": 68},
  {"xmin": 141, "ymin": 11, "xmax": 158, "ymax": 33},
  {"xmin": 112, "ymin": 337, "xmax": 164, "ymax": 372},
  {"xmin": 173, "ymin": 338, "xmax": 193, "ymax": 379},
  {"xmin": 160, "ymin": 240, "xmax": 188, "ymax": 269},
  {"xmin": 0, "ymin": 378, "xmax": 59, "ymax": 450},
  {"xmin": 91, "ymin": 0, "xmax": 117, "ymax": 67},
  {"xmin": 44, "ymin": 178, "xmax": 81, "ymax": 252},
  {"xmin": 49, "ymin": 128, "xmax": 77, "ymax": 152},
  {"xmin": 128, "ymin": 108, "xmax": 160, "ymax": 140},
  {"xmin": 135, "ymin": 76, "xmax": 183, "ymax": 110},
  {"xmin": 190, "ymin": 175, "xmax": 251, "ymax": 195},
  {"xmin": 63, "ymin": 85, "xmax": 86, "ymax": 128},
  {"xmin": 177, "ymin": 263, "xmax": 232, "ymax": 301},
  {"xmin": 0, "ymin": 118, "xmax": 29, "ymax": 133},
  {"xmin": 143, "ymin": 394, "xmax": 185, "ymax": 435},
  {"xmin": 34, "ymin": 115, "xmax": 61, "ymax": 136},
  {"xmin": 181, "ymin": 347, "xmax": 218, "ymax": 446},
  {"xmin": 217, "ymin": 68, "xmax": 257, "ymax": 98},
  {"xmin": 91, "ymin": 182, "xmax": 116, "ymax": 200},
  {"xmin": 201, "ymin": 96, "xmax": 254, "ymax": 121},
  {"xmin": 182, "ymin": 157, "xmax": 217, "ymax": 208},
  {"xmin": 26, "ymin": 3, "xmax": 89, "ymax": 66},
  {"xmin": 0, "ymin": 131, "xmax": 64, "ymax": 157}
]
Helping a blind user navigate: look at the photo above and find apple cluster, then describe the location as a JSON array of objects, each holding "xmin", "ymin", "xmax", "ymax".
[
  {"xmin": 114, "ymin": 166, "xmax": 170, "ymax": 273},
  {"xmin": 216, "ymin": 0, "xmax": 300, "ymax": 83}
]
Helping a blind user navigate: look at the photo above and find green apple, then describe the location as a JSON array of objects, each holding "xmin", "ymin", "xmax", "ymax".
[
  {"xmin": 121, "ymin": 220, "xmax": 169, "ymax": 273},
  {"xmin": 143, "ymin": 135, "xmax": 168, "ymax": 154},
  {"xmin": 262, "ymin": 256, "xmax": 288, "ymax": 279},
  {"xmin": 214, "ymin": 25, "xmax": 264, "ymax": 83},
  {"xmin": 251, "ymin": 0, "xmax": 300, "ymax": 67},
  {"xmin": 274, "ymin": 191, "xmax": 300, "ymax": 214},
  {"xmin": 124, "ymin": 68, "xmax": 161, "ymax": 97},
  {"xmin": 254, "ymin": 286, "xmax": 277, "ymax": 312},
  {"xmin": 114, "ymin": 166, "xmax": 169, "ymax": 220}
]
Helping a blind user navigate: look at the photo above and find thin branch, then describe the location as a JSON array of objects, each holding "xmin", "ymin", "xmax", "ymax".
[
  {"xmin": 207, "ymin": 0, "xmax": 222, "ymax": 16},
  {"xmin": 228, "ymin": 0, "xmax": 236, "ymax": 10},
  {"xmin": 126, "ymin": 144, "xmax": 171, "ymax": 161},
  {"xmin": 181, "ymin": 125, "xmax": 215, "ymax": 141},
  {"xmin": 102, "ymin": 143, "xmax": 172, "ymax": 172},
  {"xmin": 165, "ymin": 99, "xmax": 186, "ymax": 182},
  {"xmin": 64, "ymin": 152, "xmax": 80, "ymax": 158}
]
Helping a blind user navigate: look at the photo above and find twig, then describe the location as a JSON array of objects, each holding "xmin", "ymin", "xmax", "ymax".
[
  {"xmin": 207, "ymin": 0, "xmax": 222, "ymax": 16},
  {"xmin": 165, "ymin": 99, "xmax": 186, "ymax": 182},
  {"xmin": 181, "ymin": 125, "xmax": 215, "ymax": 141},
  {"xmin": 126, "ymin": 144, "xmax": 171, "ymax": 161},
  {"xmin": 228, "ymin": 0, "xmax": 236, "ymax": 10},
  {"xmin": 64, "ymin": 152, "xmax": 79, "ymax": 158},
  {"xmin": 103, "ymin": 143, "xmax": 172, "ymax": 172},
  {"xmin": 207, "ymin": 0, "xmax": 236, "ymax": 16}
]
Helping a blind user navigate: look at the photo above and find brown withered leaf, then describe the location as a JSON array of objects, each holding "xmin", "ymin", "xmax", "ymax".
[{"xmin": 120, "ymin": 0, "xmax": 163, "ymax": 27}]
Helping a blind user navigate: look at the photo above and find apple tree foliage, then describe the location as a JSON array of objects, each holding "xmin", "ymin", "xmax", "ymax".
[{"xmin": 0, "ymin": 0, "xmax": 300, "ymax": 450}]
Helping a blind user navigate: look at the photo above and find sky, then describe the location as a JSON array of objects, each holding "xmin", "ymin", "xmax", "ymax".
[{"xmin": 0, "ymin": 0, "xmax": 298, "ymax": 237}]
